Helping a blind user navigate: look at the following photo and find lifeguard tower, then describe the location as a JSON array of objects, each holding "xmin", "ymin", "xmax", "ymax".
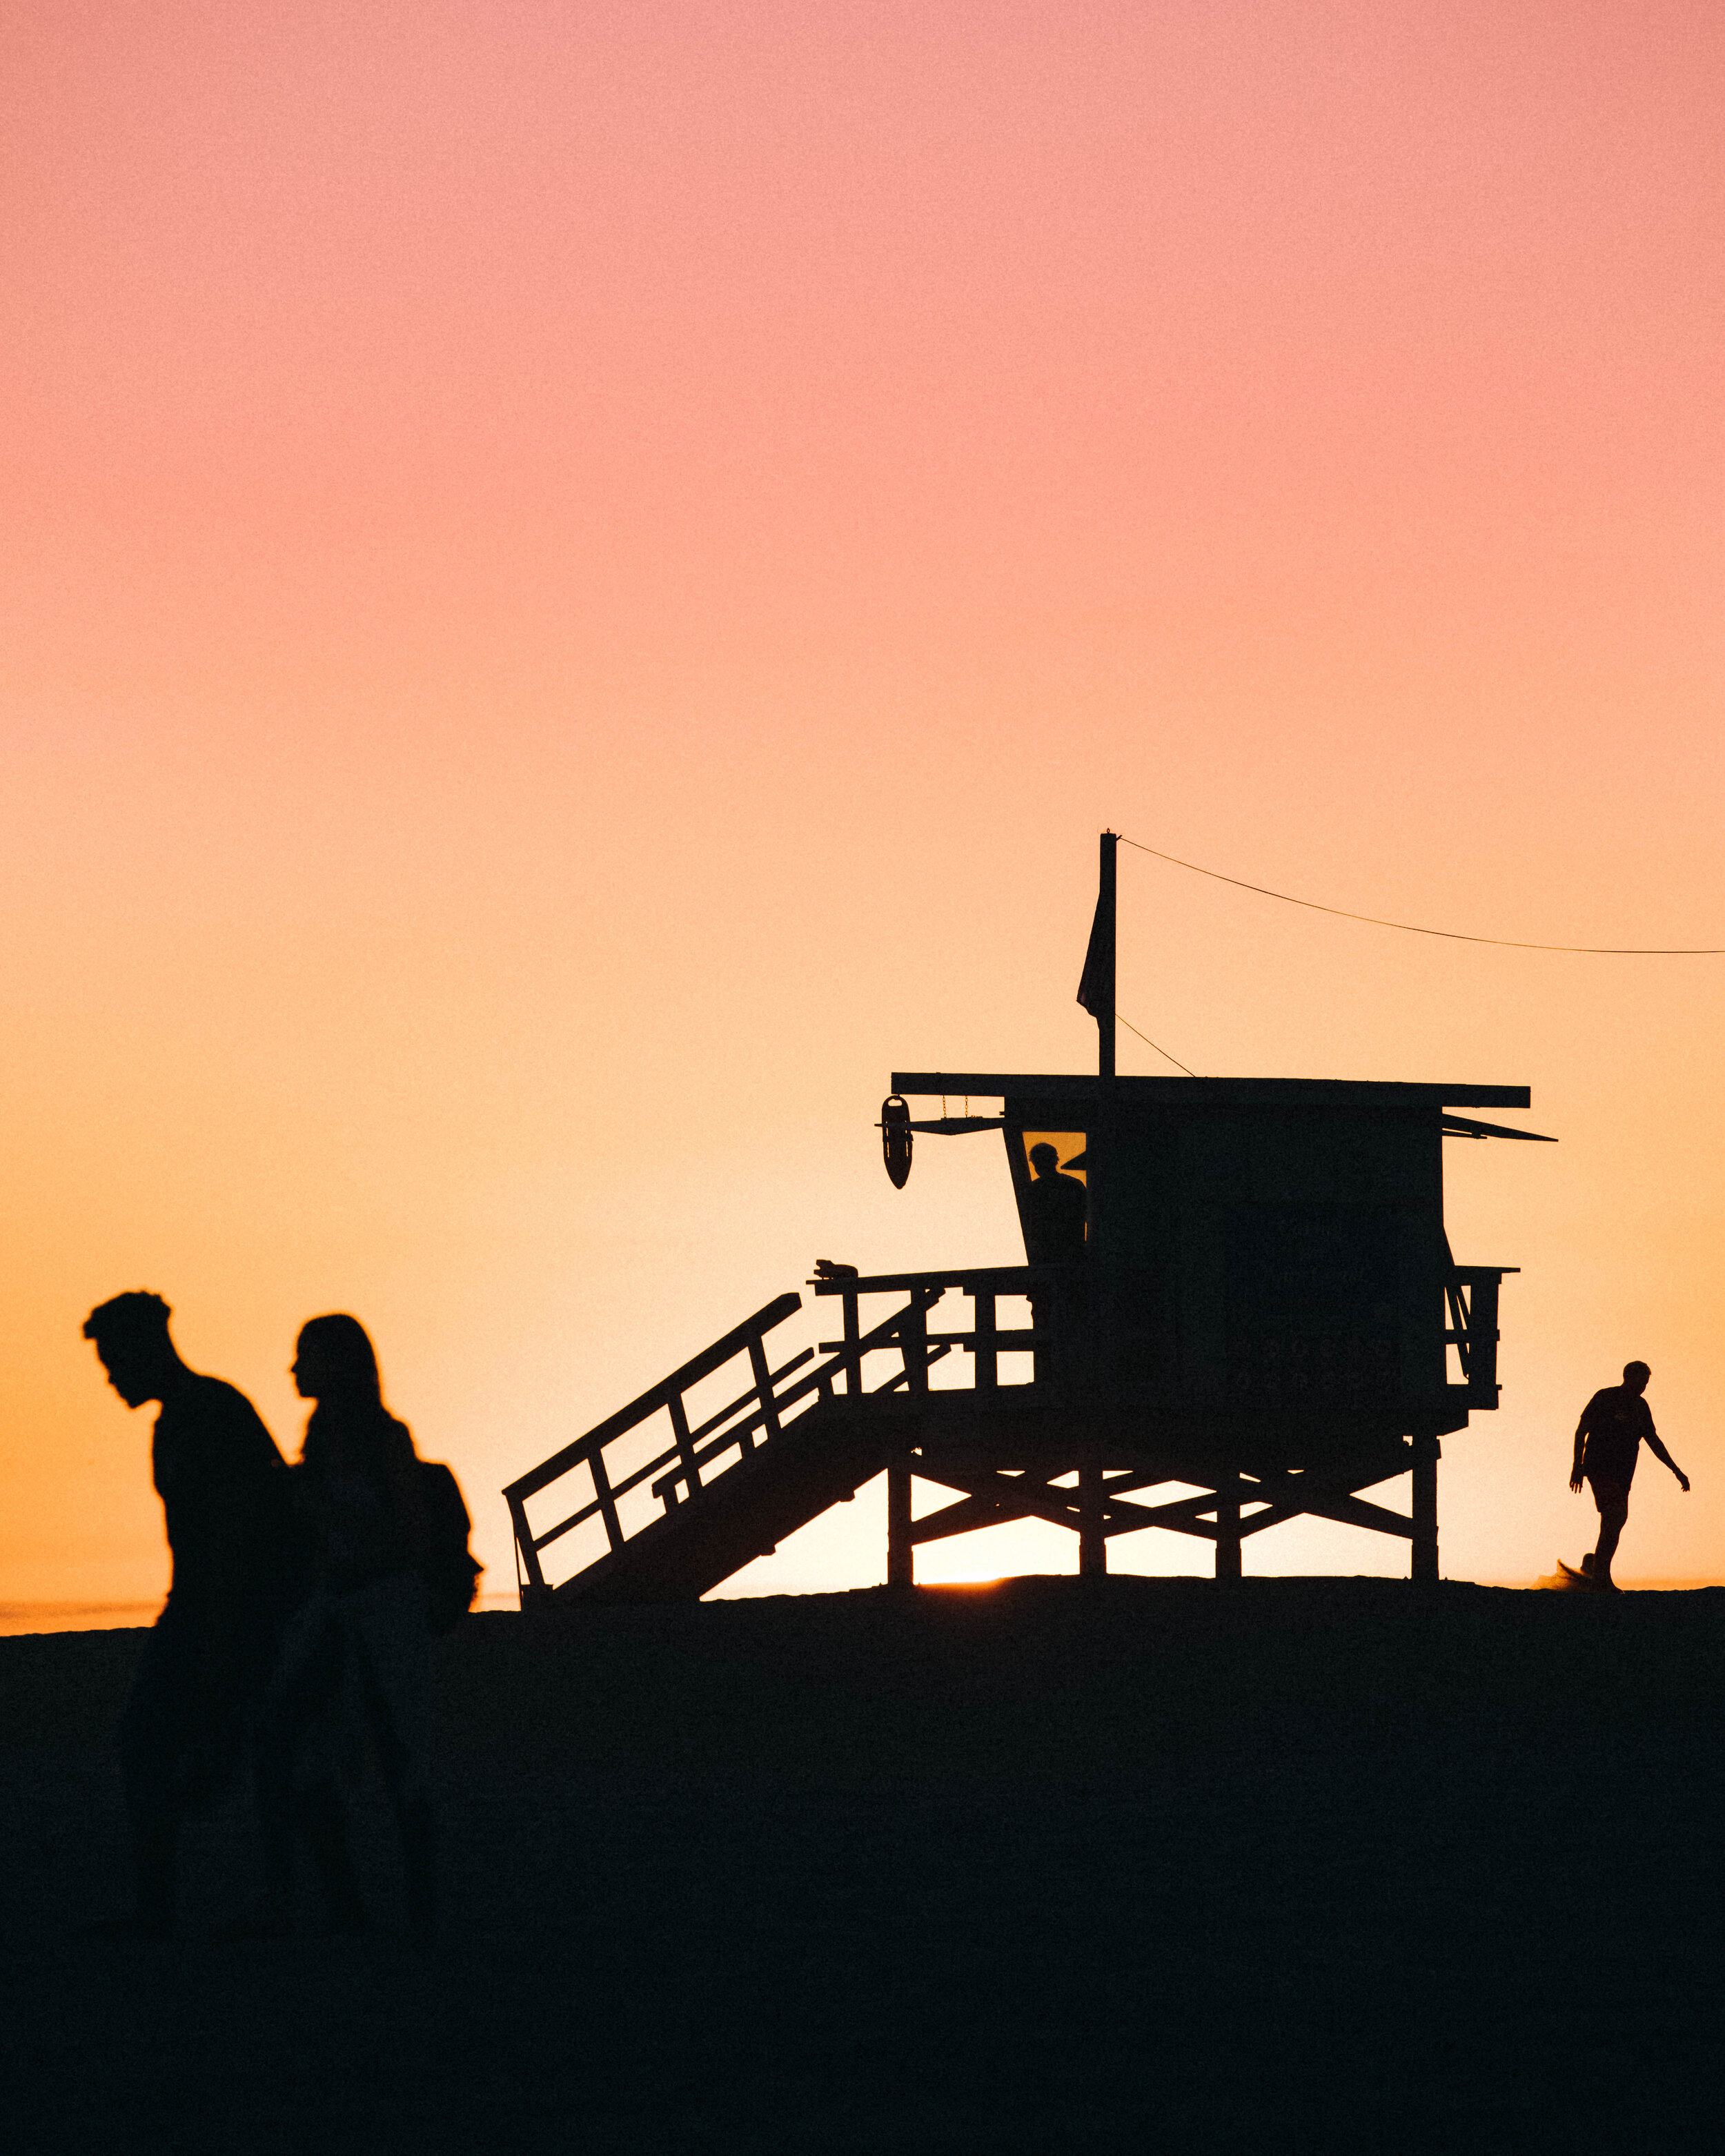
[{"xmin": 506, "ymin": 837, "xmax": 1544, "ymax": 1605}]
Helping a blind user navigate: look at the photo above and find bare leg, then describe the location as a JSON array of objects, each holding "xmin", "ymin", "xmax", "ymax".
[{"xmin": 1593, "ymin": 1499, "xmax": 1627, "ymax": 1588}]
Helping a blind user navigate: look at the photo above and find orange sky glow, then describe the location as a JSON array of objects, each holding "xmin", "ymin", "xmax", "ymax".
[{"xmin": 4, "ymin": 1, "xmax": 1723, "ymax": 1610}]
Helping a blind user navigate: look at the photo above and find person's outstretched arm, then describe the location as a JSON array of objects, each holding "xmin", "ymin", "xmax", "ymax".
[{"xmin": 1644, "ymin": 1431, "xmax": 1690, "ymax": 1492}]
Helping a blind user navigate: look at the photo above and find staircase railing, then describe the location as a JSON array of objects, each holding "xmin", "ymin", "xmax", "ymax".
[
  {"xmin": 504, "ymin": 1280, "xmax": 980, "ymax": 1595},
  {"xmin": 810, "ymin": 1265, "xmax": 1056, "ymax": 1389}
]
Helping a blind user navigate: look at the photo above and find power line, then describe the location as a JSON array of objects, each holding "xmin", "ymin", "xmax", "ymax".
[
  {"xmin": 1118, "ymin": 836, "xmax": 1725, "ymax": 955},
  {"xmin": 1116, "ymin": 1012, "xmax": 1199, "ymax": 1077}
]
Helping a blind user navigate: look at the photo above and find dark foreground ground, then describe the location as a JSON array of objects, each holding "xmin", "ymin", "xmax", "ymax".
[{"xmin": 3, "ymin": 1577, "xmax": 1723, "ymax": 2155}]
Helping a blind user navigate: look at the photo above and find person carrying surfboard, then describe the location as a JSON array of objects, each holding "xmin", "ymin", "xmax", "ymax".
[{"xmin": 1568, "ymin": 1361, "xmax": 1688, "ymax": 1590}]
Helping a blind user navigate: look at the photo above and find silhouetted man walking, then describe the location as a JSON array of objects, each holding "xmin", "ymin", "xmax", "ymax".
[
  {"xmin": 1570, "ymin": 1360, "xmax": 1688, "ymax": 1590},
  {"xmin": 83, "ymin": 1292, "xmax": 295, "ymax": 1937}
]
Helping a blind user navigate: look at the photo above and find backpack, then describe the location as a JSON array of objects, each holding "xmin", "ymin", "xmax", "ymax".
[{"xmin": 419, "ymin": 1460, "xmax": 482, "ymax": 1634}]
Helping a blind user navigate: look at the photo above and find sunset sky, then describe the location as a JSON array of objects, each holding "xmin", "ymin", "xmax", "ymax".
[{"xmin": 5, "ymin": 1, "xmax": 1722, "ymax": 1612}]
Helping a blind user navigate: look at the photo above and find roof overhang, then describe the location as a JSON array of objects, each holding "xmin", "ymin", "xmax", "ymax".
[{"xmin": 891, "ymin": 1074, "xmax": 1531, "ymax": 1111}]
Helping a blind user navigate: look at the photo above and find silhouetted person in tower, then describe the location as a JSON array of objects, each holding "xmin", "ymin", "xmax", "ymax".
[
  {"xmin": 253, "ymin": 1314, "xmax": 437, "ymax": 1941},
  {"xmin": 1570, "ymin": 1361, "xmax": 1688, "ymax": 1590},
  {"xmin": 82, "ymin": 1292, "xmax": 295, "ymax": 1939},
  {"xmin": 1023, "ymin": 1143, "xmax": 1087, "ymax": 1264},
  {"xmin": 1023, "ymin": 1144, "xmax": 1087, "ymax": 1383}
]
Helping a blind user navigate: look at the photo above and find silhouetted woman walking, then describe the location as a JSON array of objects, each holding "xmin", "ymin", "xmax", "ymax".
[{"xmin": 257, "ymin": 1314, "xmax": 437, "ymax": 1941}]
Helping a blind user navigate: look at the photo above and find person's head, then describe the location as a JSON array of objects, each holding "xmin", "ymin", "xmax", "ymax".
[
  {"xmin": 292, "ymin": 1313, "xmax": 383, "ymax": 1408},
  {"xmin": 83, "ymin": 1292, "xmax": 180, "ymax": 1407},
  {"xmin": 1623, "ymin": 1360, "xmax": 1651, "ymax": 1395},
  {"xmin": 1029, "ymin": 1143, "xmax": 1059, "ymax": 1178}
]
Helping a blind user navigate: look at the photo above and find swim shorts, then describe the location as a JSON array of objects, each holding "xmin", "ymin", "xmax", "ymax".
[{"xmin": 1586, "ymin": 1474, "xmax": 1631, "ymax": 1517}]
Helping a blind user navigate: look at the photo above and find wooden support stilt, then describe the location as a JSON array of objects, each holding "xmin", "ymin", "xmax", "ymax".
[
  {"xmin": 1411, "ymin": 1433, "xmax": 1439, "ymax": 1583},
  {"xmin": 887, "ymin": 1452, "xmax": 914, "ymax": 1587},
  {"xmin": 1079, "ymin": 1453, "xmax": 1106, "ymax": 1577},
  {"xmin": 1214, "ymin": 1474, "xmax": 1242, "ymax": 1583}
]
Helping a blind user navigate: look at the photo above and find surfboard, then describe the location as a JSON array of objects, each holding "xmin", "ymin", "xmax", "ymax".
[{"xmin": 1532, "ymin": 1559, "xmax": 1596, "ymax": 1591}]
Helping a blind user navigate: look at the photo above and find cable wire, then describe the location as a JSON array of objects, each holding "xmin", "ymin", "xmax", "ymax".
[
  {"xmin": 1116, "ymin": 1013, "xmax": 1199, "ymax": 1078},
  {"xmin": 1118, "ymin": 836, "xmax": 1725, "ymax": 955}
]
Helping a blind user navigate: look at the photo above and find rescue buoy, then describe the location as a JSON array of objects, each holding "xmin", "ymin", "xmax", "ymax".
[{"xmin": 880, "ymin": 1095, "xmax": 913, "ymax": 1189}]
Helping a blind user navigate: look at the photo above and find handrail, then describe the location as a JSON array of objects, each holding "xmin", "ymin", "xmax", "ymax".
[
  {"xmin": 651, "ymin": 1344, "xmax": 955, "ymax": 1507},
  {"xmin": 506, "ymin": 1281, "xmax": 960, "ymax": 1593},
  {"xmin": 526, "ymin": 1338, "xmax": 820, "ymax": 1554},
  {"xmin": 504, "ymin": 1292, "xmax": 802, "ymax": 1507},
  {"xmin": 649, "ymin": 1300, "xmax": 950, "ymax": 1508},
  {"xmin": 809, "ymin": 1264, "xmax": 1061, "ymax": 1296}
]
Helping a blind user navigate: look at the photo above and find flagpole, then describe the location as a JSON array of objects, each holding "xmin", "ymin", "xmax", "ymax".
[
  {"xmin": 1082, "ymin": 829, "xmax": 1118, "ymax": 1574},
  {"xmin": 1097, "ymin": 830, "xmax": 1117, "ymax": 1081}
]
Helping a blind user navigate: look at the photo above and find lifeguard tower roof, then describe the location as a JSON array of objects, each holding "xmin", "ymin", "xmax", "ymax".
[{"xmin": 894, "ymin": 1074, "xmax": 1530, "ymax": 1109}]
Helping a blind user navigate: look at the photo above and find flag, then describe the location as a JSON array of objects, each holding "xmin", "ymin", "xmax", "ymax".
[{"xmin": 1076, "ymin": 889, "xmax": 1114, "ymax": 1020}]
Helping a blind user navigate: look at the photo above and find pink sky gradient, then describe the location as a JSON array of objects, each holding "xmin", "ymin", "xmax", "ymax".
[{"xmin": 3, "ymin": 1, "xmax": 1723, "ymax": 1605}]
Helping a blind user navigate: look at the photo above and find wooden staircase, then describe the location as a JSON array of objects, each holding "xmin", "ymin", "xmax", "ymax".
[{"xmin": 504, "ymin": 1285, "xmax": 956, "ymax": 1607}]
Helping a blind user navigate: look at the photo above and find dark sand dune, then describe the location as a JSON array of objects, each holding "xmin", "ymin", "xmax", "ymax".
[{"xmin": 4, "ymin": 1577, "xmax": 1724, "ymax": 2153}]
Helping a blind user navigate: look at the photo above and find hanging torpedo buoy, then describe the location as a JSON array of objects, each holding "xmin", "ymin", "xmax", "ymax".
[{"xmin": 880, "ymin": 1095, "xmax": 913, "ymax": 1188}]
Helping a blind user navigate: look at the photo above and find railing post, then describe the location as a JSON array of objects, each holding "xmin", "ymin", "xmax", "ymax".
[
  {"xmin": 1445, "ymin": 1275, "xmax": 1472, "ymax": 1386},
  {"xmin": 843, "ymin": 1287, "xmax": 861, "ymax": 1396},
  {"xmin": 973, "ymin": 1290, "xmax": 998, "ymax": 1392},
  {"xmin": 747, "ymin": 1332, "xmax": 781, "ymax": 1444},
  {"xmin": 666, "ymin": 1392, "xmax": 702, "ymax": 1499},
  {"xmin": 590, "ymin": 1447, "xmax": 624, "ymax": 1554},
  {"xmin": 509, "ymin": 1494, "xmax": 546, "ymax": 1592},
  {"xmin": 903, "ymin": 1296, "xmax": 931, "ymax": 1398},
  {"xmin": 1029, "ymin": 1272, "xmax": 1054, "ymax": 1389}
]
